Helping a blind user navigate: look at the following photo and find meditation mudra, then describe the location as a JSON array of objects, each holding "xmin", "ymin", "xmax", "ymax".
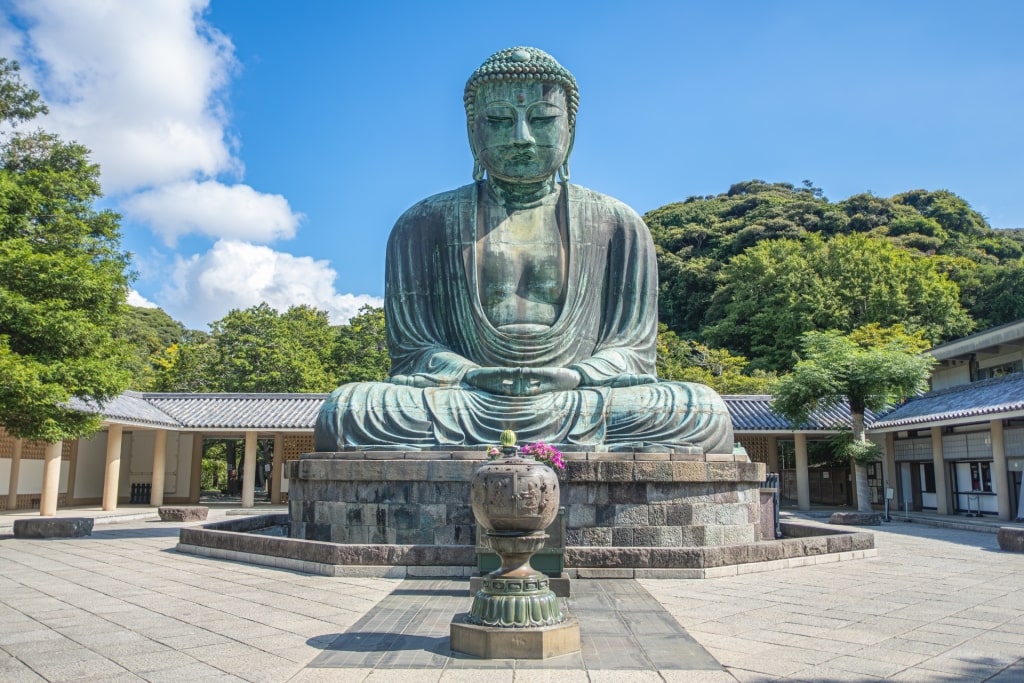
[{"xmin": 315, "ymin": 47, "xmax": 733, "ymax": 453}]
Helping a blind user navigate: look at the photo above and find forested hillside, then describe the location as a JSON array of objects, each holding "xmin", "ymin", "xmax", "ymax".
[
  {"xmin": 123, "ymin": 180, "xmax": 1024, "ymax": 393},
  {"xmin": 646, "ymin": 180, "xmax": 1024, "ymax": 371}
]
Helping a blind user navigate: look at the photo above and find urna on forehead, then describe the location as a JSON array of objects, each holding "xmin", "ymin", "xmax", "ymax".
[{"xmin": 464, "ymin": 46, "xmax": 579, "ymax": 128}]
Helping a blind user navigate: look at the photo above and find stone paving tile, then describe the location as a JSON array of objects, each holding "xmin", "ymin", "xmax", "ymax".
[
  {"xmin": 725, "ymin": 668, "xmax": 781, "ymax": 682},
  {"xmin": 511, "ymin": 670, "xmax": 591, "ymax": 682},
  {"xmin": 987, "ymin": 660, "xmax": 1024, "ymax": 682},
  {"xmin": 73, "ymin": 672, "xmax": 147, "ymax": 682},
  {"xmin": 29, "ymin": 657, "xmax": 134, "ymax": 682},
  {"xmin": 110, "ymin": 649, "xmax": 202, "ymax": 673},
  {"xmin": 142, "ymin": 661, "xmax": 248, "ymax": 682},
  {"xmin": 439, "ymin": 670, "xmax": 516, "ymax": 682},
  {"xmin": 289, "ymin": 668, "xmax": 372, "ymax": 682},
  {"xmin": 851, "ymin": 643, "xmax": 930, "ymax": 668},
  {"xmin": 888, "ymin": 667, "xmax": 990, "ymax": 683},
  {"xmin": 787, "ymin": 665, "xmax": 883, "ymax": 682},
  {"xmin": 6, "ymin": 514, "xmax": 1024, "ymax": 680},
  {"xmin": 363, "ymin": 669, "xmax": 443, "ymax": 682}
]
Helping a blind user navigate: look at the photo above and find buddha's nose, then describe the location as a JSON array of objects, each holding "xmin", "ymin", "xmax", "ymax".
[{"xmin": 512, "ymin": 118, "xmax": 535, "ymax": 145}]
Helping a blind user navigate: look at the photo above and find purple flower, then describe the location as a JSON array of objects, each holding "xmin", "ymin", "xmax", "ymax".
[{"xmin": 521, "ymin": 442, "xmax": 565, "ymax": 470}]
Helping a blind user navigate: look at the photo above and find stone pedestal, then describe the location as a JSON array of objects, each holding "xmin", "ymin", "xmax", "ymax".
[
  {"xmin": 287, "ymin": 451, "xmax": 766, "ymax": 551},
  {"xmin": 450, "ymin": 614, "xmax": 580, "ymax": 659}
]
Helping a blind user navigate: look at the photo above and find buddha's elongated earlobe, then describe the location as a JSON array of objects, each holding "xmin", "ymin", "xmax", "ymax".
[{"xmin": 558, "ymin": 130, "xmax": 575, "ymax": 183}]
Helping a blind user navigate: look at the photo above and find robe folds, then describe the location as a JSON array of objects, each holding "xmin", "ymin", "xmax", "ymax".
[{"xmin": 314, "ymin": 182, "xmax": 734, "ymax": 453}]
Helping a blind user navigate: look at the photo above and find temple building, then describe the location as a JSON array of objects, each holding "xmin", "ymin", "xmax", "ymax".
[{"xmin": 3, "ymin": 316, "xmax": 1021, "ymax": 521}]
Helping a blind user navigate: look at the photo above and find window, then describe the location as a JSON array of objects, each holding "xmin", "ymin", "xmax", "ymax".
[
  {"xmin": 921, "ymin": 463, "xmax": 936, "ymax": 493},
  {"xmin": 975, "ymin": 359, "xmax": 1023, "ymax": 382}
]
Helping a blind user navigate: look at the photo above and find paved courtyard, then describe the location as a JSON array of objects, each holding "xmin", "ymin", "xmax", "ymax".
[{"xmin": 0, "ymin": 512, "xmax": 1022, "ymax": 682}]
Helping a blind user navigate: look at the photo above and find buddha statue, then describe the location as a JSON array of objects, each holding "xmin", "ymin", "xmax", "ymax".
[{"xmin": 314, "ymin": 47, "xmax": 734, "ymax": 453}]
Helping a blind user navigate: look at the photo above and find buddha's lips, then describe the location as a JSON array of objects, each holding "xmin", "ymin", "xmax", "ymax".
[{"xmin": 503, "ymin": 149, "xmax": 536, "ymax": 163}]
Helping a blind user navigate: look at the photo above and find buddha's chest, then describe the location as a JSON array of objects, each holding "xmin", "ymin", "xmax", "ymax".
[{"xmin": 476, "ymin": 205, "xmax": 567, "ymax": 329}]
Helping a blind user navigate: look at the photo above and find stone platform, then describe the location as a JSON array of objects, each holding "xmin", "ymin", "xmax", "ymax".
[
  {"xmin": 286, "ymin": 450, "xmax": 766, "ymax": 550},
  {"xmin": 158, "ymin": 505, "xmax": 209, "ymax": 522},
  {"xmin": 13, "ymin": 517, "xmax": 93, "ymax": 538}
]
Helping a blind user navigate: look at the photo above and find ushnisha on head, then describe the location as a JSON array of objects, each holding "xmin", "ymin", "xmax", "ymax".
[{"xmin": 464, "ymin": 47, "xmax": 578, "ymax": 183}]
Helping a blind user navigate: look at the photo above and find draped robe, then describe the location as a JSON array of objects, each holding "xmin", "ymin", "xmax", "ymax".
[{"xmin": 313, "ymin": 182, "xmax": 734, "ymax": 452}]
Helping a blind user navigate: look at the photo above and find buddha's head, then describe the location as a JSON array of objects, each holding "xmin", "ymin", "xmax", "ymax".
[{"xmin": 464, "ymin": 47, "xmax": 578, "ymax": 184}]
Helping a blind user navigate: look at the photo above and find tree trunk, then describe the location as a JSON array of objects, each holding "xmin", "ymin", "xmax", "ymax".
[{"xmin": 852, "ymin": 410, "xmax": 872, "ymax": 512}]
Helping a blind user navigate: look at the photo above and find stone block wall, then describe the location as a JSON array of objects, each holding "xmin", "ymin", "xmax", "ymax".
[
  {"xmin": 287, "ymin": 453, "xmax": 766, "ymax": 549},
  {"xmin": 288, "ymin": 459, "xmax": 479, "ymax": 545},
  {"xmin": 560, "ymin": 460, "xmax": 765, "ymax": 547}
]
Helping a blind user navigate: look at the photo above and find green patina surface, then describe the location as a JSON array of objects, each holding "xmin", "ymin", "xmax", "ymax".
[{"xmin": 314, "ymin": 47, "xmax": 733, "ymax": 453}]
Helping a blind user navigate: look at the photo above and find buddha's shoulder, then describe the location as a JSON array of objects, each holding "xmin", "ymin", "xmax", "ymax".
[
  {"xmin": 395, "ymin": 184, "xmax": 476, "ymax": 221},
  {"xmin": 567, "ymin": 184, "xmax": 645, "ymax": 224}
]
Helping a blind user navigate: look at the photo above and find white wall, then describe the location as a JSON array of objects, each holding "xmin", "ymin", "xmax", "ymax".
[
  {"xmin": 74, "ymin": 433, "xmax": 108, "ymax": 499},
  {"xmin": 5, "ymin": 459, "xmax": 69, "ymax": 496},
  {"xmin": 121, "ymin": 431, "xmax": 192, "ymax": 496},
  {"xmin": 72, "ymin": 428, "xmax": 196, "ymax": 500},
  {"xmin": 931, "ymin": 365, "xmax": 971, "ymax": 391}
]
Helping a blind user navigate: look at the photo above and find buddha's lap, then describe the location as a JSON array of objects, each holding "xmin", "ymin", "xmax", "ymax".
[{"xmin": 317, "ymin": 380, "xmax": 731, "ymax": 450}]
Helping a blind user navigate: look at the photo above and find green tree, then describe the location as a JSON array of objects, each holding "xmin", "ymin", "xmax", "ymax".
[
  {"xmin": 211, "ymin": 303, "xmax": 334, "ymax": 393},
  {"xmin": 772, "ymin": 326, "xmax": 934, "ymax": 512},
  {"xmin": 332, "ymin": 305, "xmax": 390, "ymax": 383},
  {"xmin": 0, "ymin": 58, "xmax": 134, "ymax": 442},
  {"xmin": 152, "ymin": 303, "xmax": 338, "ymax": 393},
  {"xmin": 704, "ymin": 233, "xmax": 972, "ymax": 370},
  {"xmin": 119, "ymin": 306, "xmax": 187, "ymax": 390},
  {"xmin": 151, "ymin": 330, "xmax": 219, "ymax": 392},
  {"xmin": 657, "ymin": 325, "xmax": 775, "ymax": 394}
]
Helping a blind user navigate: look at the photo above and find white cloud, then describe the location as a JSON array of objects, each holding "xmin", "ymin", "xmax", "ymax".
[
  {"xmin": 121, "ymin": 180, "xmax": 303, "ymax": 245},
  {"xmin": 127, "ymin": 290, "xmax": 158, "ymax": 308},
  {"xmin": 8, "ymin": 0, "xmax": 238, "ymax": 195},
  {"xmin": 160, "ymin": 240, "xmax": 382, "ymax": 330}
]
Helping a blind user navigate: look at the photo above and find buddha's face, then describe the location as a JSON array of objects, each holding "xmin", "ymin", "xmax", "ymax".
[{"xmin": 470, "ymin": 81, "xmax": 571, "ymax": 183}]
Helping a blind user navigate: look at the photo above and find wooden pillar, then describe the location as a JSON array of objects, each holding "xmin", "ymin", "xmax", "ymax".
[
  {"xmin": 271, "ymin": 433, "xmax": 284, "ymax": 504},
  {"xmin": 189, "ymin": 434, "xmax": 203, "ymax": 504},
  {"xmin": 102, "ymin": 425, "xmax": 124, "ymax": 511},
  {"xmin": 39, "ymin": 441, "xmax": 63, "ymax": 516},
  {"xmin": 7, "ymin": 438, "xmax": 23, "ymax": 510},
  {"xmin": 931, "ymin": 426, "xmax": 951, "ymax": 515},
  {"xmin": 990, "ymin": 420, "xmax": 1012, "ymax": 521},
  {"xmin": 794, "ymin": 433, "xmax": 810, "ymax": 511},
  {"xmin": 883, "ymin": 432, "xmax": 898, "ymax": 510},
  {"xmin": 766, "ymin": 435, "xmax": 779, "ymax": 473},
  {"xmin": 242, "ymin": 431, "xmax": 257, "ymax": 508},
  {"xmin": 150, "ymin": 430, "xmax": 167, "ymax": 508}
]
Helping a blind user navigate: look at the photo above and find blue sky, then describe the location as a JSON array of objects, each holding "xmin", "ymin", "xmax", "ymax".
[{"xmin": 2, "ymin": 1, "xmax": 1022, "ymax": 330}]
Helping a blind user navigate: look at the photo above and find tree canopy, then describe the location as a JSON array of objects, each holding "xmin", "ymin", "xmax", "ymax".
[
  {"xmin": 0, "ymin": 59, "xmax": 134, "ymax": 442},
  {"xmin": 154, "ymin": 303, "xmax": 336, "ymax": 393},
  {"xmin": 332, "ymin": 304, "xmax": 390, "ymax": 384},
  {"xmin": 646, "ymin": 180, "xmax": 1024, "ymax": 371},
  {"xmin": 772, "ymin": 326, "xmax": 935, "ymax": 511},
  {"xmin": 703, "ymin": 233, "xmax": 972, "ymax": 370}
]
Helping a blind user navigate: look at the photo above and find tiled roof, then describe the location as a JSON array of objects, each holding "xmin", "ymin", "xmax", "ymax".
[
  {"xmin": 872, "ymin": 372, "xmax": 1024, "ymax": 430},
  {"xmin": 145, "ymin": 393, "xmax": 328, "ymax": 430},
  {"xmin": 73, "ymin": 391, "xmax": 869, "ymax": 433},
  {"xmin": 68, "ymin": 391, "xmax": 180, "ymax": 428},
  {"xmin": 723, "ymin": 395, "xmax": 870, "ymax": 432}
]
